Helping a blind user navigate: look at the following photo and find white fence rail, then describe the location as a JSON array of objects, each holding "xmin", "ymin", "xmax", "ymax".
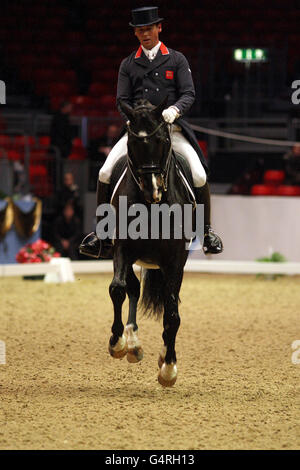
[{"xmin": 1, "ymin": 259, "xmax": 300, "ymax": 281}]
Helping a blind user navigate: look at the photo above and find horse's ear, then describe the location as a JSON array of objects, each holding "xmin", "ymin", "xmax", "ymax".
[
  {"xmin": 152, "ymin": 95, "xmax": 169, "ymax": 120},
  {"xmin": 119, "ymin": 100, "xmax": 135, "ymax": 121}
]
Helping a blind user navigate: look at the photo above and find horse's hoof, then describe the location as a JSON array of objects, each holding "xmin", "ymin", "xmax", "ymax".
[
  {"xmin": 108, "ymin": 334, "xmax": 127, "ymax": 359},
  {"xmin": 158, "ymin": 362, "xmax": 177, "ymax": 387},
  {"xmin": 158, "ymin": 346, "xmax": 166, "ymax": 369},
  {"xmin": 127, "ymin": 346, "xmax": 144, "ymax": 363},
  {"xmin": 158, "ymin": 355, "xmax": 164, "ymax": 369}
]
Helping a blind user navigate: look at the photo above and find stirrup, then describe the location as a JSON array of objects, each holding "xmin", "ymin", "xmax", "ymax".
[
  {"xmin": 203, "ymin": 226, "xmax": 223, "ymax": 255},
  {"xmin": 79, "ymin": 232, "xmax": 101, "ymax": 259}
]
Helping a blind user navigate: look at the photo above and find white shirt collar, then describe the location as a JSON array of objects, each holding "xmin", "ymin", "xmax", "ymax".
[{"xmin": 141, "ymin": 41, "xmax": 161, "ymax": 62}]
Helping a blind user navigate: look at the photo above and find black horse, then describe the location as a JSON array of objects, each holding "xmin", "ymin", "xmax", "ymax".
[{"xmin": 106, "ymin": 98, "xmax": 199, "ymax": 387}]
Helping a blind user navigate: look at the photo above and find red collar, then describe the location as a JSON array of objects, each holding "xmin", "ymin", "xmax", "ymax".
[
  {"xmin": 160, "ymin": 42, "xmax": 169, "ymax": 55},
  {"xmin": 135, "ymin": 42, "xmax": 169, "ymax": 59}
]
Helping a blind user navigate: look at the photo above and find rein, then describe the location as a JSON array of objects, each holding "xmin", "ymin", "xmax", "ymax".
[
  {"xmin": 127, "ymin": 120, "xmax": 165, "ymax": 140},
  {"xmin": 126, "ymin": 120, "xmax": 173, "ymax": 192}
]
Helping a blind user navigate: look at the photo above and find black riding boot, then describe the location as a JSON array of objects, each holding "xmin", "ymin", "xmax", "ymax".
[
  {"xmin": 79, "ymin": 181, "xmax": 113, "ymax": 259},
  {"xmin": 194, "ymin": 182, "xmax": 223, "ymax": 255}
]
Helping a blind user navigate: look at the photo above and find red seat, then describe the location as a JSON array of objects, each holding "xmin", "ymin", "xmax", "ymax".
[
  {"xmin": 276, "ymin": 185, "xmax": 300, "ymax": 196},
  {"xmin": 251, "ymin": 184, "xmax": 275, "ymax": 196},
  {"xmin": 97, "ymin": 69, "xmax": 118, "ymax": 83},
  {"xmin": 68, "ymin": 151, "xmax": 86, "ymax": 160},
  {"xmin": 0, "ymin": 135, "xmax": 12, "ymax": 148},
  {"xmin": 264, "ymin": 170, "xmax": 285, "ymax": 185},
  {"xmin": 82, "ymin": 45, "xmax": 102, "ymax": 65},
  {"xmin": 29, "ymin": 165, "xmax": 47, "ymax": 177},
  {"xmin": 30, "ymin": 149, "xmax": 47, "ymax": 162},
  {"xmin": 7, "ymin": 150, "xmax": 23, "ymax": 162},
  {"xmin": 13, "ymin": 135, "xmax": 35, "ymax": 148},
  {"xmin": 49, "ymin": 82, "xmax": 76, "ymax": 97},
  {"xmin": 57, "ymin": 70, "xmax": 77, "ymax": 82},
  {"xmin": 72, "ymin": 106, "xmax": 94, "ymax": 116},
  {"xmin": 89, "ymin": 123, "xmax": 108, "ymax": 139},
  {"xmin": 39, "ymin": 136, "xmax": 51, "ymax": 147},
  {"xmin": 50, "ymin": 95, "xmax": 66, "ymax": 111},
  {"xmin": 70, "ymin": 95, "xmax": 95, "ymax": 114},
  {"xmin": 71, "ymin": 96, "xmax": 94, "ymax": 107},
  {"xmin": 72, "ymin": 137, "xmax": 84, "ymax": 148},
  {"xmin": 33, "ymin": 69, "xmax": 57, "ymax": 82},
  {"xmin": 89, "ymin": 57, "xmax": 114, "ymax": 70},
  {"xmin": 29, "ymin": 165, "xmax": 52, "ymax": 197},
  {"xmin": 89, "ymin": 82, "xmax": 113, "ymax": 97},
  {"xmin": 98, "ymin": 94, "xmax": 116, "ymax": 110}
]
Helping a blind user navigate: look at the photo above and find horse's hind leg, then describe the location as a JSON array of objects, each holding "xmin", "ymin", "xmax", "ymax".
[
  {"xmin": 158, "ymin": 269, "xmax": 183, "ymax": 387},
  {"xmin": 125, "ymin": 267, "xmax": 143, "ymax": 363},
  {"xmin": 108, "ymin": 250, "xmax": 128, "ymax": 359}
]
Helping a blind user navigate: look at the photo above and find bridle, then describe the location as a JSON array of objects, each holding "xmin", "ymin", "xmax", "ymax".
[{"xmin": 126, "ymin": 118, "xmax": 173, "ymax": 192}]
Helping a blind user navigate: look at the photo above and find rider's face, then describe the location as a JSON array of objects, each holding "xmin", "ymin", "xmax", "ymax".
[{"xmin": 134, "ymin": 23, "xmax": 162, "ymax": 50}]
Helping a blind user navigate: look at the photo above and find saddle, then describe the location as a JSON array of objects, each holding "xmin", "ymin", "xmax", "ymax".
[{"xmin": 109, "ymin": 151, "xmax": 195, "ymax": 204}]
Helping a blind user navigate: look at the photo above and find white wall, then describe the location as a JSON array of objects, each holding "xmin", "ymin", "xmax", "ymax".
[
  {"xmin": 190, "ymin": 195, "xmax": 300, "ymax": 262},
  {"xmin": 84, "ymin": 193, "xmax": 300, "ymax": 262}
]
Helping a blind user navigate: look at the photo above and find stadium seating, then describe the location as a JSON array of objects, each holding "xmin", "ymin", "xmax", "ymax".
[
  {"xmin": 1, "ymin": 0, "xmax": 299, "ymax": 201},
  {"xmin": 276, "ymin": 185, "xmax": 300, "ymax": 196},
  {"xmin": 2, "ymin": 0, "xmax": 298, "ymax": 116}
]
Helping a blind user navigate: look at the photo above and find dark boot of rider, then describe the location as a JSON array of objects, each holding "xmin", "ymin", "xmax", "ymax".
[
  {"xmin": 193, "ymin": 182, "xmax": 223, "ymax": 255},
  {"xmin": 79, "ymin": 180, "xmax": 113, "ymax": 259}
]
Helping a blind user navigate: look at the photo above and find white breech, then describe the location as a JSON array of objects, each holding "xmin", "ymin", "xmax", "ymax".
[{"xmin": 99, "ymin": 130, "xmax": 207, "ymax": 188}]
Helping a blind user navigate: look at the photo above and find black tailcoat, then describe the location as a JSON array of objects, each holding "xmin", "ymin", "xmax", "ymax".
[{"xmin": 116, "ymin": 42, "xmax": 208, "ymax": 173}]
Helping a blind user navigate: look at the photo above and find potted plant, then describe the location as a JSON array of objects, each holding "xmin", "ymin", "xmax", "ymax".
[{"xmin": 16, "ymin": 239, "xmax": 60, "ymax": 280}]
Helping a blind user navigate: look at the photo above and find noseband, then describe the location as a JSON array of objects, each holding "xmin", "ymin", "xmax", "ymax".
[{"xmin": 126, "ymin": 119, "xmax": 172, "ymax": 192}]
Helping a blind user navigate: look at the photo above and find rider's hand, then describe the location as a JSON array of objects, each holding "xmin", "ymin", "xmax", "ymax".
[{"xmin": 162, "ymin": 106, "xmax": 180, "ymax": 124}]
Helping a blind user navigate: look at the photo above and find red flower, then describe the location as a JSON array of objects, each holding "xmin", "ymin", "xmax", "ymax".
[{"xmin": 16, "ymin": 239, "xmax": 60, "ymax": 263}]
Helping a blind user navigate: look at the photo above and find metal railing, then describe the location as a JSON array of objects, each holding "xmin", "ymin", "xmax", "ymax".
[{"xmin": 0, "ymin": 114, "xmax": 299, "ymax": 199}]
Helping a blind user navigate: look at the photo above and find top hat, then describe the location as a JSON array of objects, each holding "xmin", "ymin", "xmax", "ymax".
[{"xmin": 129, "ymin": 6, "xmax": 164, "ymax": 27}]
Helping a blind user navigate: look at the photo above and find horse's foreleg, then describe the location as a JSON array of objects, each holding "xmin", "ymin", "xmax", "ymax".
[
  {"xmin": 108, "ymin": 249, "xmax": 128, "ymax": 359},
  {"xmin": 125, "ymin": 267, "xmax": 143, "ymax": 363},
  {"xmin": 158, "ymin": 270, "xmax": 183, "ymax": 387}
]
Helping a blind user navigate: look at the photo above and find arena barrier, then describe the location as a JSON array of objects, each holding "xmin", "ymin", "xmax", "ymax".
[
  {"xmin": 1, "ymin": 259, "xmax": 300, "ymax": 281},
  {"xmin": 71, "ymin": 260, "xmax": 300, "ymax": 275},
  {"xmin": 0, "ymin": 257, "xmax": 74, "ymax": 282}
]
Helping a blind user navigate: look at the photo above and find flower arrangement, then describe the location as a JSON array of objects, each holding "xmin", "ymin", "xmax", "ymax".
[
  {"xmin": 256, "ymin": 251, "xmax": 286, "ymax": 280},
  {"xmin": 256, "ymin": 251, "xmax": 286, "ymax": 263},
  {"xmin": 16, "ymin": 239, "xmax": 61, "ymax": 263}
]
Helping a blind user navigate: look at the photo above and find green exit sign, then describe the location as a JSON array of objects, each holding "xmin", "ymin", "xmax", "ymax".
[{"xmin": 233, "ymin": 48, "xmax": 267, "ymax": 62}]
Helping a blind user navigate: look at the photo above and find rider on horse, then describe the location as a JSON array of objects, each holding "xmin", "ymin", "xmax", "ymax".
[{"xmin": 79, "ymin": 6, "xmax": 223, "ymax": 259}]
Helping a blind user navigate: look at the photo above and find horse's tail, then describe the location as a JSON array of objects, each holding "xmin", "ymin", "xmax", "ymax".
[{"xmin": 140, "ymin": 269, "xmax": 165, "ymax": 320}]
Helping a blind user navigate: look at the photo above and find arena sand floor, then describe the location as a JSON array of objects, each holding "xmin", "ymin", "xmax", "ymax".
[{"xmin": 0, "ymin": 273, "xmax": 299, "ymax": 450}]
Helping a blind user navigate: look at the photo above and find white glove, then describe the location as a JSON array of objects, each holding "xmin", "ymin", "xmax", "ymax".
[{"xmin": 162, "ymin": 106, "xmax": 180, "ymax": 124}]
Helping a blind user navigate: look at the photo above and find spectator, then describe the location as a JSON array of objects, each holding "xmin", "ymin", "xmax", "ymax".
[
  {"xmin": 228, "ymin": 157, "xmax": 265, "ymax": 195},
  {"xmin": 88, "ymin": 124, "xmax": 120, "ymax": 191},
  {"xmin": 53, "ymin": 202, "xmax": 82, "ymax": 260},
  {"xmin": 88, "ymin": 124, "xmax": 120, "ymax": 160},
  {"xmin": 283, "ymin": 144, "xmax": 300, "ymax": 185},
  {"xmin": 99, "ymin": 124, "xmax": 120, "ymax": 155},
  {"xmin": 56, "ymin": 171, "xmax": 81, "ymax": 217},
  {"xmin": 13, "ymin": 160, "xmax": 27, "ymax": 195},
  {"xmin": 50, "ymin": 101, "xmax": 73, "ymax": 159}
]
